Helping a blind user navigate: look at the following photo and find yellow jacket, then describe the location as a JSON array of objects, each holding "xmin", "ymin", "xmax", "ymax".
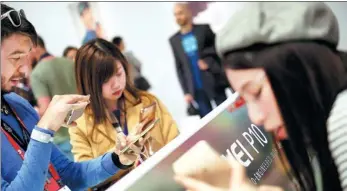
[{"xmin": 69, "ymin": 91, "xmax": 179, "ymax": 188}]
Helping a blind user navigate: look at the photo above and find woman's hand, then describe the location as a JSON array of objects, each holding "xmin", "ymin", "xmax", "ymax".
[
  {"xmin": 37, "ymin": 94, "xmax": 90, "ymax": 132},
  {"xmin": 175, "ymin": 157, "xmax": 283, "ymax": 191},
  {"xmin": 114, "ymin": 132, "xmax": 149, "ymax": 165},
  {"xmin": 113, "ymin": 118, "xmax": 153, "ymax": 165}
]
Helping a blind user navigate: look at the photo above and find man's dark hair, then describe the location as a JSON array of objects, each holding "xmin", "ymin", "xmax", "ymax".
[
  {"xmin": 37, "ymin": 35, "xmax": 45, "ymax": 49},
  {"xmin": 112, "ymin": 36, "xmax": 123, "ymax": 47},
  {"xmin": 63, "ymin": 46, "xmax": 78, "ymax": 57},
  {"xmin": 1, "ymin": 3, "xmax": 37, "ymax": 45}
]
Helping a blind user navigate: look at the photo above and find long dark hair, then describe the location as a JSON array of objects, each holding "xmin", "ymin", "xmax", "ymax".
[
  {"xmin": 223, "ymin": 41, "xmax": 346, "ymax": 190},
  {"xmin": 75, "ymin": 38, "xmax": 139, "ymax": 129}
]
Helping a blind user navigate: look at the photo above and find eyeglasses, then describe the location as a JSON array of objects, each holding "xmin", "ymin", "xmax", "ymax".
[{"xmin": 1, "ymin": 9, "xmax": 26, "ymax": 28}]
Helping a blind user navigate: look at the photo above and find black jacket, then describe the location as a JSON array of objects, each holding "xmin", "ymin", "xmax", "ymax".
[{"xmin": 169, "ymin": 24, "xmax": 228, "ymax": 99}]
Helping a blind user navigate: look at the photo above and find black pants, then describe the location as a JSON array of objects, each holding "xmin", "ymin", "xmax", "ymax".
[
  {"xmin": 214, "ymin": 88, "xmax": 228, "ymax": 105},
  {"xmin": 194, "ymin": 88, "xmax": 227, "ymax": 118}
]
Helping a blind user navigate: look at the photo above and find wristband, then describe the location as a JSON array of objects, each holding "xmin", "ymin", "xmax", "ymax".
[
  {"xmin": 31, "ymin": 129, "xmax": 54, "ymax": 143},
  {"xmin": 111, "ymin": 152, "xmax": 134, "ymax": 169}
]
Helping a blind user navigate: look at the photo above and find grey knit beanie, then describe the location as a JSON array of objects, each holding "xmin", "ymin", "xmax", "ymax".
[{"xmin": 216, "ymin": 2, "xmax": 339, "ymax": 57}]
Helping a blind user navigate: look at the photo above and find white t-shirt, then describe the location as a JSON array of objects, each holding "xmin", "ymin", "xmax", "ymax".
[{"xmin": 328, "ymin": 89, "xmax": 347, "ymax": 190}]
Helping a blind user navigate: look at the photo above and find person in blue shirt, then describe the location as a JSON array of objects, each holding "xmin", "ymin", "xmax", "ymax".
[
  {"xmin": 169, "ymin": 3, "xmax": 229, "ymax": 118},
  {"xmin": 78, "ymin": 2, "xmax": 104, "ymax": 45},
  {"xmin": 1, "ymin": 4, "xmax": 145, "ymax": 191}
]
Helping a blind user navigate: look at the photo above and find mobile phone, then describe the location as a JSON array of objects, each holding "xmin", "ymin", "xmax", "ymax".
[
  {"xmin": 172, "ymin": 140, "xmax": 231, "ymax": 189},
  {"xmin": 120, "ymin": 118, "xmax": 160, "ymax": 154},
  {"xmin": 64, "ymin": 103, "xmax": 87, "ymax": 125},
  {"xmin": 139, "ymin": 102, "xmax": 157, "ymax": 123}
]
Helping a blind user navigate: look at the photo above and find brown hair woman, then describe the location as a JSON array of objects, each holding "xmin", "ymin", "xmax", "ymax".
[{"xmin": 69, "ymin": 38, "xmax": 179, "ymax": 189}]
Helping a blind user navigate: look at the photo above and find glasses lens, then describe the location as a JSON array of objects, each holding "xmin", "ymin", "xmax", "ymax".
[
  {"xmin": 19, "ymin": 9, "xmax": 26, "ymax": 19},
  {"xmin": 9, "ymin": 11, "xmax": 21, "ymax": 26}
]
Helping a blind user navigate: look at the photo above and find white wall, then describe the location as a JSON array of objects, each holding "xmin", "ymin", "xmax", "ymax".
[
  {"xmin": 6, "ymin": 2, "xmax": 347, "ymax": 129},
  {"xmin": 7, "ymin": 2, "xmax": 81, "ymax": 55},
  {"xmin": 98, "ymin": 2, "xmax": 190, "ymax": 125},
  {"xmin": 7, "ymin": 2, "xmax": 189, "ymax": 127},
  {"xmin": 325, "ymin": 2, "xmax": 347, "ymax": 51}
]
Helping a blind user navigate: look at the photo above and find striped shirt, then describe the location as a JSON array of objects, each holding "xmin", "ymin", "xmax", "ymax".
[{"xmin": 328, "ymin": 89, "xmax": 347, "ymax": 190}]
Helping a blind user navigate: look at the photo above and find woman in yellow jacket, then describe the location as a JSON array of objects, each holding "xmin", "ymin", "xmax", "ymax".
[{"xmin": 69, "ymin": 38, "xmax": 179, "ymax": 190}]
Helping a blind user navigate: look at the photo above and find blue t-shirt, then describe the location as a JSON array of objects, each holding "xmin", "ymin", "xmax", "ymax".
[
  {"xmin": 181, "ymin": 32, "xmax": 203, "ymax": 90},
  {"xmin": 82, "ymin": 30, "xmax": 97, "ymax": 45}
]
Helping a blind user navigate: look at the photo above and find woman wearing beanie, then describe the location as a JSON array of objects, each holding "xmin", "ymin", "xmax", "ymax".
[{"xmin": 175, "ymin": 2, "xmax": 347, "ymax": 191}]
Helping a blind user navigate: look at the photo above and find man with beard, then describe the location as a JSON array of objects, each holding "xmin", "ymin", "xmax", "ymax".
[{"xmin": 169, "ymin": 3, "xmax": 229, "ymax": 118}]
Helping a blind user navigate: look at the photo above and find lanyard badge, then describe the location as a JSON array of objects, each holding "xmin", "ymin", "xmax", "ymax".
[
  {"xmin": 45, "ymin": 178, "xmax": 61, "ymax": 191},
  {"xmin": 58, "ymin": 186, "xmax": 72, "ymax": 191},
  {"xmin": 45, "ymin": 178, "xmax": 71, "ymax": 191}
]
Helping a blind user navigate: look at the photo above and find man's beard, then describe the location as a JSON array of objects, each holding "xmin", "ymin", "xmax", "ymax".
[
  {"xmin": 1, "ymin": 90, "xmax": 10, "ymax": 95},
  {"xmin": 1, "ymin": 76, "xmax": 8, "ymax": 92},
  {"xmin": 1, "ymin": 72, "xmax": 26, "ymax": 92},
  {"xmin": 1, "ymin": 76, "xmax": 10, "ymax": 95}
]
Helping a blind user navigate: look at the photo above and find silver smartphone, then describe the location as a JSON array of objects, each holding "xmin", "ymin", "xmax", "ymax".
[{"xmin": 65, "ymin": 107, "xmax": 86, "ymax": 125}]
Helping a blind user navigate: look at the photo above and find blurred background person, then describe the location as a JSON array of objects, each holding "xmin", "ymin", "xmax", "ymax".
[
  {"xmin": 169, "ymin": 3, "xmax": 229, "ymax": 118},
  {"xmin": 63, "ymin": 46, "xmax": 78, "ymax": 62},
  {"xmin": 30, "ymin": 36, "xmax": 77, "ymax": 159},
  {"xmin": 176, "ymin": 2, "xmax": 347, "ymax": 191},
  {"xmin": 78, "ymin": 1, "xmax": 105, "ymax": 45},
  {"xmin": 112, "ymin": 36, "xmax": 151, "ymax": 91},
  {"xmin": 70, "ymin": 38, "xmax": 179, "ymax": 190},
  {"xmin": 30, "ymin": 35, "xmax": 53, "ymax": 64}
]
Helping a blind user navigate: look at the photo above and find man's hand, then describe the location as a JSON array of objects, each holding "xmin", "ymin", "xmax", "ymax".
[
  {"xmin": 198, "ymin": 59, "xmax": 209, "ymax": 71},
  {"xmin": 37, "ymin": 94, "xmax": 90, "ymax": 132}
]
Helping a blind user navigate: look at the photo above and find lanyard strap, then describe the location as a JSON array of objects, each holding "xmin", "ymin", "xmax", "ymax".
[
  {"xmin": 1, "ymin": 101, "xmax": 31, "ymax": 148},
  {"xmin": 1, "ymin": 120, "xmax": 29, "ymax": 150},
  {"xmin": 112, "ymin": 98, "xmax": 128, "ymax": 135},
  {"xmin": 1, "ymin": 127, "xmax": 62, "ymax": 186},
  {"xmin": 1, "ymin": 100, "xmax": 62, "ymax": 190}
]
